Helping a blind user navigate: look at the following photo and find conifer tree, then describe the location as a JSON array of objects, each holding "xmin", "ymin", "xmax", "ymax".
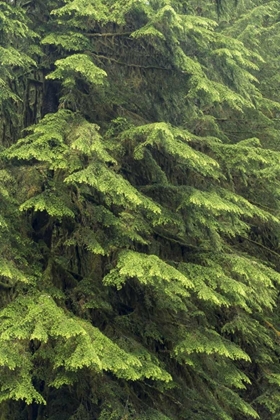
[{"xmin": 2, "ymin": 0, "xmax": 280, "ymax": 419}]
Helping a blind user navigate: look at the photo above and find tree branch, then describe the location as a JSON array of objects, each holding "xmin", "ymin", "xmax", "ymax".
[
  {"xmin": 85, "ymin": 32, "xmax": 131, "ymax": 37},
  {"xmin": 90, "ymin": 52, "xmax": 173, "ymax": 71},
  {"xmin": 240, "ymin": 235, "xmax": 280, "ymax": 258}
]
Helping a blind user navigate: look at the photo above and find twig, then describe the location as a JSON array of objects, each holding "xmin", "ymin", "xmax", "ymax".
[
  {"xmin": 91, "ymin": 52, "xmax": 173, "ymax": 71},
  {"xmin": 239, "ymin": 235, "xmax": 280, "ymax": 258},
  {"xmin": 85, "ymin": 32, "xmax": 131, "ymax": 37}
]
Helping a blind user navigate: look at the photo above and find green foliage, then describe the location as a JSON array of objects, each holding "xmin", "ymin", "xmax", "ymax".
[
  {"xmin": 2, "ymin": 0, "xmax": 280, "ymax": 419},
  {"xmin": 47, "ymin": 54, "xmax": 107, "ymax": 89},
  {"xmin": 0, "ymin": 1, "xmax": 38, "ymax": 124}
]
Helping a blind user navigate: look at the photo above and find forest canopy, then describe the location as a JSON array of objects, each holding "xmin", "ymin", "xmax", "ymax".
[{"xmin": 1, "ymin": 0, "xmax": 280, "ymax": 419}]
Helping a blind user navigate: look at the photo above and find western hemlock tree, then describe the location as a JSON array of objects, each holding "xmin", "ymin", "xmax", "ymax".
[{"xmin": 2, "ymin": 0, "xmax": 280, "ymax": 419}]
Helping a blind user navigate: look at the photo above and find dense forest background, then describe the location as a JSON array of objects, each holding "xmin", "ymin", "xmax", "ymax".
[{"xmin": 2, "ymin": 0, "xmax": 280, "ymax": 419}]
